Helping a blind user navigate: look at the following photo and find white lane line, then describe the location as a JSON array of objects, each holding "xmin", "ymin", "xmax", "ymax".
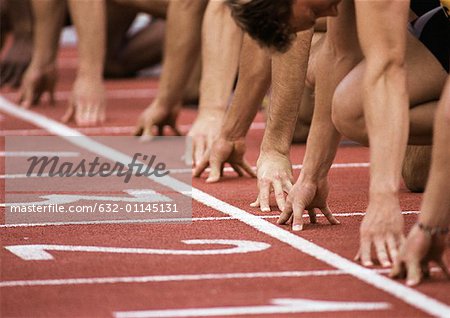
[
  {"xmin": 0, "ymin": 269, "xmax": 396, "ymax": 288},
  {"xmin": 0, "ymin": 151, "xmax": 79, "ymax": 157},
  {"xmin": 0, "ymin": 211, "xmax": 420, "ymax": 228},
  {"xmin": 1, "ymin": 96, "xmax": 448, "ymax": 317},
  {"xmin": 1, "ymin": 267, "xmax": 441, "ymax": 288},
  {"xmin": 114, "ymin": 298, "xmax": 391, "ymax": 318},
  {"xmin": 0, "ymin": 122, "xmax": 266, "ymax": 137}
]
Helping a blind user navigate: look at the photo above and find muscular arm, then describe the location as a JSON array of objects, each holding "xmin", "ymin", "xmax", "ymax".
[
  {"xmin": 60, "ymin": 0, "xmax": 107, "ymax": 125},
  {"xmin": 391, "ymin": 77, "xmax": 450, "ymax": 286},
  {"xmin": 19, "ymin": 0, "xmax": 65, "ymax": 106},
  {"xmin": 193, "ymin": 34, "xmax": 271, "ymax": 182},
  {"xmin": 278, "ymin": 1, "xmax": 361, "ymax": 229},
  {"xmin": 260, "ymin": 29, "xmax": 313, "ymax": 157},
  {"xmin": 135, "ymin": 0, "xmax": 208, "ymax": 138},
  {"xmin": 221, "ymin": 34, "xmax": 271, "ymax": 141},
  {"xmin": 251, "ymin": 29, "xmax": 313, "ymax": 212},
  {"xmin": 188, "ymin": 0, "xmax": 243, "ymax": 165},
  {"xmin": 356, "ymin": 0, "xmax": 409, "ymax": 200},
  {"xmin": 67, "ymin": 0, "xmax": 106, "ymax": 82},
  {"xmin": 355, "ymin": 0, "xmax": 410, "ymax": 267},
  {"xmin": 29, "ymin": 0, "xmax": 65, "ymax": 69}
]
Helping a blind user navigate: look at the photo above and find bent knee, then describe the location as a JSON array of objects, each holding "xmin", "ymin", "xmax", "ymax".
[{"xmin": 332, "ymin": 78, "xmax": 367, "ymax": 144}]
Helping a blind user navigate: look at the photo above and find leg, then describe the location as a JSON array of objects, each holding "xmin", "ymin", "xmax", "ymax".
[{"xmin": 332, "ymin": 32, "xmax": 447, "ymax": 146}]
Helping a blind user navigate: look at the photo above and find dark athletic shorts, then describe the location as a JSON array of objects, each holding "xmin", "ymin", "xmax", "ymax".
[{"xmin": 409, "ymin": 6, "xmax": 450, "ymax": 73}]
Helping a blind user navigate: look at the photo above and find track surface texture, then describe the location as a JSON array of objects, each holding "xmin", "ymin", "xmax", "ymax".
[{"xmin": 1, "ymin": 46, "xmax": 449, "ymax": 318}]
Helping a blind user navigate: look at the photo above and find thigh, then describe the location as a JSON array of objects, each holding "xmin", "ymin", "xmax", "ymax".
[{"xmin": 335, "ymin": 31, "xmax": 447, "ymax": 117}]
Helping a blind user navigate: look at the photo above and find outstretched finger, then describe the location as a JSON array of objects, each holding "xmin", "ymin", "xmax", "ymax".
[
  {"xmin": 193, "ymin": 152, "xmax": 210, "ymax": 178},
  {"xmin": 240, "ymin": 160, "xmax": 256, "ymax": 178},
  {"xmin": 257, "ymin": 181, "xmax": 271, "ymax": 212},
  {"xmin": 386, "ymin": 233, "xmax": 399, "ymax": 263},
  {"xmin": 193, "ymin": 136, "xmax": 206, "ymax": 167},
  {"xmin": 230, "ymin": 163, "xmax": 244, "ymax": 177},
  {"xmin": 272, "ymin": 181, "xmax": 286, "ymax": 212},
  {"xmin": 206, "ymin": 157, "xmax": 222, "ymax": 183},
  {"xmin": 291, "ymin": 200, "xmax": 304, "ymax": 231},
  {"xmin": 390, "ymin": 258, "xmax": 406, "ymax": 279},
  {"xmin": 359, "ymin": 238, "xmax": 374, "ymax": 267},
  {"xmin": 406, "ymin": 260, "xmax": 422, "ymax": 286},
  {"xmin": 140, "ymin": 124, "xmax": 155, "ymax": 141},
  {"xmin": 308, "ymin": 209, "xmax": 317, "ymax": 224},
  {"xmin": 250, "ymin": 197, "xmax": 260, "ymax": 208},
  {"xmin": 374, "ymin": 238, "xmax": 391, "ymax": 267},
  {"xmin": 278, "ymin": 199, "xmax": 293, "ymax": 225},
  {"xmin": 19, "ymin": 86, "xmax": 35, "ymax": 108},
  {"xmin": 320, "ymin": 206, "xmax": 340, "ymax": 225}
]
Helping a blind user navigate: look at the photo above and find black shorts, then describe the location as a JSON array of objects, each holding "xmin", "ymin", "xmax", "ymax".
[{"xmin": 409, "ymin": 7, "xmax": 450, "ymax": 73}]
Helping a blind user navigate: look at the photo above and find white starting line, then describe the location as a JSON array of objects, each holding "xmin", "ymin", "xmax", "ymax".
[
  {"xmin": 0, "ymin": 269, "xmax": 376, "ymax": 288},
  {"xmin": 0, "ymin": 267, "xmax": 440, "ymax": 288},
  {"xmin": 1, "ymin": 96, "xmax": 449, "ymax": 317},
  {"xmin": 0, "ymin": 210, "xmax": 420, "ymax": 228}
]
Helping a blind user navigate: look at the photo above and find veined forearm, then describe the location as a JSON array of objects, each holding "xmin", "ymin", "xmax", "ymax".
[
  {"xmin": 365, "ymin": 63, "xmax": 409, "ymax": 196},
  {"xmin": 221, "ymin": 35, "xmax": 271, "ymax": 140},
  {"xmin": 419, "ymin": 77, "xmax": 450, "ymax": 227},
  {"xmin": 261, "ymin": 29, "xmax": 313, "ymax": 156},
  {"xmin": 68, "ymin": 0, "xmax": 106, "ymax": 79},
  {"xmin": 31, "ymin": 0, "xmax": 66, "ymax": 67}
]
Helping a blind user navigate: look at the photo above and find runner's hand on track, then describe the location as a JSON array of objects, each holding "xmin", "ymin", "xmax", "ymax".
[
  {"xmin": 18, "ymin": 64, "xmax": 56, "ymax": 108},
  {"xmin": 0, "ymin": 35, "xmax": 32, "ymax": 88},
  {"xmin": 134, "ymin": 100, "xmax": 181, "ymax": 141},
  {"xmin": 278, "ymin": 177, "xmax": 339, "ymax": 231},
  {"xmin": 390, "ymin": 224, "xmax": 449, "ymax": 286},
  {"xmin": 193, "ymin": 137, "xmax": 255, "ymax": 183},
  {"xmin": 355, "ymin": 196, "xmax": 404, "ymax": 268},
  {"xmin": 250, "ymin": 151, "xmax": 293, "ymax": 212},
  {"xmin": 186, "ymin": 110, "xmax": 224, "ymax": 167},
  {"xmin": 62, "ymin": 76, "xmax": 106, "ymax": 126}
]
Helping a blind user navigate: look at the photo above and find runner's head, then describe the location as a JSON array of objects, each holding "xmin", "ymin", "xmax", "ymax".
[{"xmin": 227, "ymin": 0, "xmax": 340, "ymax": 52}]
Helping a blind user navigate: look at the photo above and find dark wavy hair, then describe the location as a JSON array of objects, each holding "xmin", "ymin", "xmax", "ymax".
[{"xmin": 226, "ymin": 0, "xmax": 296, "ymax": 52}]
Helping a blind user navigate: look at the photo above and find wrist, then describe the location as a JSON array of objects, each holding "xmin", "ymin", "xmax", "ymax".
[
  {"xmin": 198, "ymin": 107, "xmax": 225, "ymax": 120},
  {"xmin": 261, "ymin": 137, "xmax": 290, "ymax": 157},
  {"xmin": 77, "ymin": 65, "xmax": 104, "ymax": 81},
  {"xmin": 416, "ymin": 222, "xmax": 449, "ymax": 237}
]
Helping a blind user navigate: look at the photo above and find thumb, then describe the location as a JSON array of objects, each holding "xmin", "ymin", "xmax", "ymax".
[
  {"xmin": 406, "ymin": 260, "xmax": 422, "ymax": 286},
  {"xmin": 206, "ymin": 157, "xmax": 222, "ymax": 183}
]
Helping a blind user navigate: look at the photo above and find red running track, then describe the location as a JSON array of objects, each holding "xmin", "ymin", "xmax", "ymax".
[{"xmin": 0, "ymin": 47, "xmax": 449, "ymax": 318}]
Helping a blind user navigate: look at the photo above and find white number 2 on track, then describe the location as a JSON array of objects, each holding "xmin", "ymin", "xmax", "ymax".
[{"xmin": 5, "ymin": 239, "xmax": 271, "ymax": 261}]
